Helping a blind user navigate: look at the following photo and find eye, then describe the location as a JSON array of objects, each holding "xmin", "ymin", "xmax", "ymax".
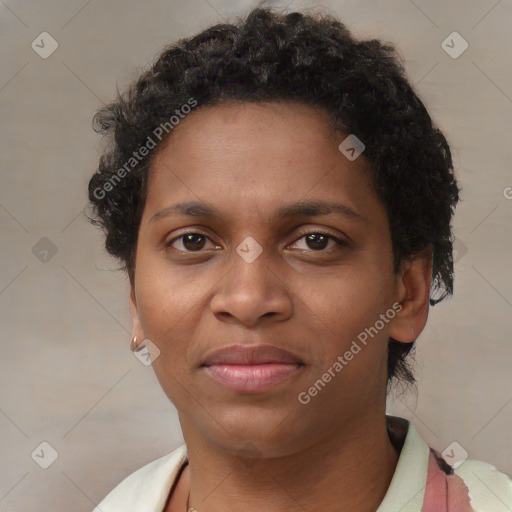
[
  {"xmin": 165, "ymin": 231, "xmax": 219, "ymax": 252},
  {"xmin": 164, "ymin": 229, "xmax": 348, "ymax": 253},
  {"xmin": 288, "ymin": 230, "xmax": 348, "ymax": 252}
]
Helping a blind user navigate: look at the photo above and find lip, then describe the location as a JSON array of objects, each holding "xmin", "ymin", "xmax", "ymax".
[
  {"xmin": 203, "ymin": 363, "xmax": 303, "ymax": 393},
  {"xmin": 201, "ymin": 344, "xmax": 303, "ymax": 366},
  {"xmin": 201, "ymin": 344, "xmax": 304, "ymax": 393}
]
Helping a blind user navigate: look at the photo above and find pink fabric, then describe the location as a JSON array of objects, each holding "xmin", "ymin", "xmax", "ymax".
[{"xmin": 421, "ymin": 450, "xmax": 473, "ymax": 511}]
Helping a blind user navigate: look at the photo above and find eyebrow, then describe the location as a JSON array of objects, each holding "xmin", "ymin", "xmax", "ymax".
[{"xmin": 149, "ymin": 200, "xmax": 366, "ymax": 224}]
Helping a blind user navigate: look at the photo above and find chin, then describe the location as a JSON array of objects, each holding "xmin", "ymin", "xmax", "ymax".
[{"xmin": 201, "ymin": 409, "xmax": 314, "ymax": 458}]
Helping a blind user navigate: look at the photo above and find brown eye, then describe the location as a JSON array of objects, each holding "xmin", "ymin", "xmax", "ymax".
[
  {"xmin": 165, "ymin": 229, "xmax": 347, "ymax": 254},
  {"xmin": 304, "ymin": 233, "xmax": 330, "ymax": 250},
  {"xmin": 181, "ymin": 233, "xmax": 207, "ymax": 251},
  {"xmin": 289, "ymin": 231, "xmax": 347, "ymax": 252},
  {"xmin": 166, "ymin": 232, "xmax": 216, "ymax": 252}
]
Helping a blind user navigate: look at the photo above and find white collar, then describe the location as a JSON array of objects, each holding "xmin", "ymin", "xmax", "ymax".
[
  {"xmin": 376, "ymin": 421, "xmax": 429, "ymax": 512},
  {"xmin": 94, "ymin": 444, "xmax": 188, "ymax": 511}
]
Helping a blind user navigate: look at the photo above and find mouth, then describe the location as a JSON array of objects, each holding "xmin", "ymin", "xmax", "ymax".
[
  {"xmin": 202, "ymin": 363, "xmax": 304, "ymax": 393},
  {"xmin": 201, "ymin": 344, "xmax": 304, "ymax": 393}
]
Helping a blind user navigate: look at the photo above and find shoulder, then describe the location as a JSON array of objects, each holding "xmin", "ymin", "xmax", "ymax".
[
  {"xmin": 92, "ymin": 444, "xmax": 188, "ymax": 512},
  {"xmin": 427, "ymin": 446, "xmax": 512, "ymax": 511},
  {"xmin": 384, "ymin": 418, "xmax": 512, "ymax": 512},
  {"xmin": 452, "ymin": 457, "xmax": 512, "ymax": 510}
]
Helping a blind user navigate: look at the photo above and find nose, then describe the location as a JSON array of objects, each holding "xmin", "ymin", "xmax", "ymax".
[{"xmin": 209, "ymin": 243, "xmax": 293, "ymax": 327}]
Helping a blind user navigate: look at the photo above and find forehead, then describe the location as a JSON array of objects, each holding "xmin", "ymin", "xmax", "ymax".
[
  {"xmin": 154, "ymin": 100, "xmax": 341, "ymax": 164},
  {"xmin": 143, "ymin": 101, "xmax": 384, "ymax": 227}
]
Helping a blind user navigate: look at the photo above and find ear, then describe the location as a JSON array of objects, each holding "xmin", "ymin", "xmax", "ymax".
[
  {"xmin": 129, "ymin": 285, "xmax": 145, "ymax": 343},
  {"xmin": 388, "ymin": 244, "xmax": 433, "ymax": 344}
]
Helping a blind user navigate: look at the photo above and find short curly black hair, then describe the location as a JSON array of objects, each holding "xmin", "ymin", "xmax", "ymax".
[{"xmin": 86, "ymin": 6, "xmax": 461, "ymax": 390}]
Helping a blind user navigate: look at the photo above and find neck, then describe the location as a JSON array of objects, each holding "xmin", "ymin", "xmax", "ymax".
[{"xmin": 181, "ymin": 414, "xmax": 401, "ymax": 512}]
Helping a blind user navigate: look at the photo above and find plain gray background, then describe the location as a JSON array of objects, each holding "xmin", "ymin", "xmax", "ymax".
[{"xmin": 1, "ymin": 0, "xmax": 511, "ymax": 510}]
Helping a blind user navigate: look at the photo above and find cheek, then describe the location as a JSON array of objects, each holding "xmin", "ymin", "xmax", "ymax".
[
  {"xmin": 135, "ymin": 276, "xmax": 201, "ymax": 404},
  {"xmin": 308, "ymin": 261, "xmax": 394, "ymax": 361},
  {"xmin": 134, "ymin": 274, "xmax": 195, "ymax": 361},
  {"xmin": 135, "ymin": 246, "xmax": 213, "ymax": 334},
  {"xmin": 304, "ymin": 284, "xmax": 392, "ymax": 407}
]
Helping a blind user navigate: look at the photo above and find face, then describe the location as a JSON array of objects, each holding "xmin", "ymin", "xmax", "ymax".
[{"xmin": 129, "ymin": 101, "xmax": 427, "ymax": 457}]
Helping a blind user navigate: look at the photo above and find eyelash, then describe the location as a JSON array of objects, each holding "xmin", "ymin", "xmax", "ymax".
[{"xmin": 164, "ymin": 229, "xmax": 348, "ymax": 253}]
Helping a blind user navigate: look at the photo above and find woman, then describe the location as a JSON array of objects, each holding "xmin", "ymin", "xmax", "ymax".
[{"xmin": 87, "ymin": 7, "xmax": 512, "ymax": 511}]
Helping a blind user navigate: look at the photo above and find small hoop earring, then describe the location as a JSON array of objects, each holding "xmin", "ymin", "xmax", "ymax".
[{"xmin": 130, "ymin": 336, "xmax": 138, "ymax": 352}]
